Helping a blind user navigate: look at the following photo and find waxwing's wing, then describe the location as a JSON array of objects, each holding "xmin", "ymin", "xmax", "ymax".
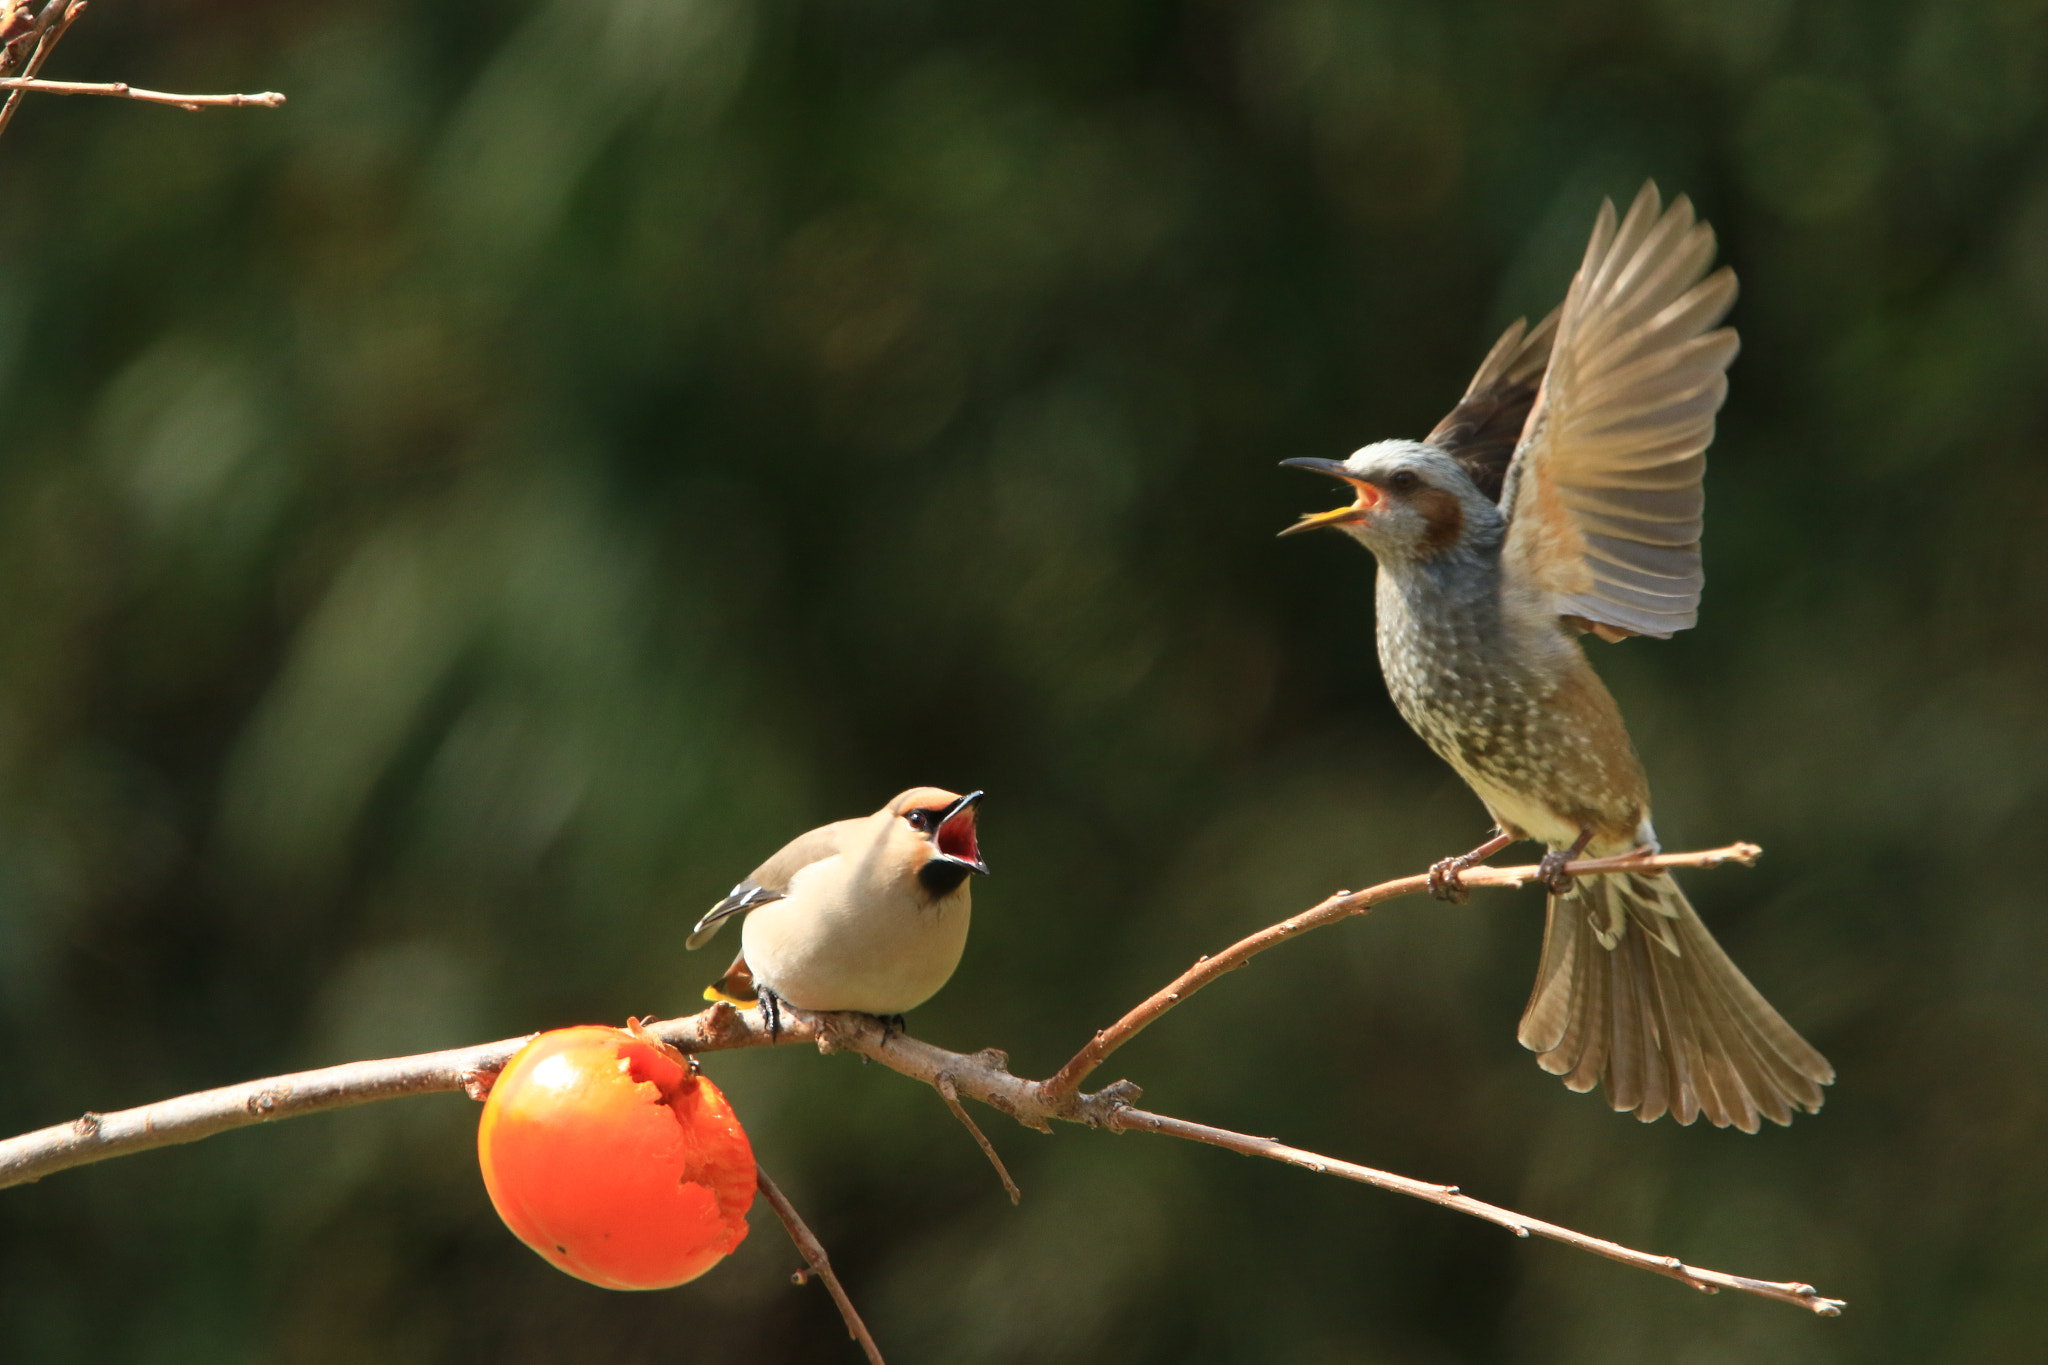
[
  {"xmin": 1427, "ymin": 305, "xmax": 1559, "ymax": 502},
  {"xmin": 1499, "ymin": 181, "xmax": 1738, "ymax": 641},
  {"xmin": 685, "ymin": 818, "xmax": 860, "ymax": 950}
]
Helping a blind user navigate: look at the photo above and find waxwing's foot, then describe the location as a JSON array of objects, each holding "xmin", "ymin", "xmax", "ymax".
[
  {"xmin": 1429, "ymin": 829, "xmax": 1516, "ymax": 903},
  {"xmin": 875, "ymin": 1013, "xmax": 907, "ymax": 1043},
  {"xmin": 757, "ymin": 985, "xmax": 784, "ymax": 1042}
]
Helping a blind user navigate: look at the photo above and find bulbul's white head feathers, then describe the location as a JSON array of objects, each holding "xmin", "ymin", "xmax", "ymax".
[{"xmin": 1278, "ymin": 442, "xmax": 1503, "ymax": 563}]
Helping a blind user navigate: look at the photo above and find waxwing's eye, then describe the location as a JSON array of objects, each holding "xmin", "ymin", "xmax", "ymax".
[
  {"xmin": 1389, "ymin": 469, "xmax": 1420, "ymax": 493},
  {"xmin": 905, "ymin": 810, "xmax": 930, "ymax": 832}
]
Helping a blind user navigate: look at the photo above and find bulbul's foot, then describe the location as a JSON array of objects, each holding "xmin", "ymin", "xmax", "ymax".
[
  {"xmin": 1429, "ymin": 856, "xmax": 1474, "ymax": 903},
  {"xmin": 1538, "ymin": 828, "xmax": 1597, "ymax": 895},
  {"xmin": 1429, "ymin": 828, "xmax": 1516, "ymax": 903},
  {"xmin": 875, "ymin": 1013, "xmax": 907, "ymax": 1042}
]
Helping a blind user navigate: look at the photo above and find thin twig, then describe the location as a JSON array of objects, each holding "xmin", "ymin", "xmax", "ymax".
[
  {"xmin": 937, "ymin": 1074, "xmax": 1022, "ymax": 1205},
  {"xmin": 1110, "ymin": 1107, "xmax": 1845, "ymax": 1316},
  {"xmin": 1038, "ymin": 842, "xmax": 1761, "ymax": 1102},
  {"xmin": 0, "ymin": 844, "xmax": 1838, "ymax": 1317},
  {"xmin": 0, "ymin": 77, "xmax": 285, "ymax": 109},
  {"xmin": 755, "ymin": 1164, "xmax": 887, "ymax": 1365}
]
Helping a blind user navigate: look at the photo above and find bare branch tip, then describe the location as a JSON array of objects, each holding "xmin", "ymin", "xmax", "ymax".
[{"xmin": 756, "ymin": 1164, "xmax": 887, "ymax": 1364}]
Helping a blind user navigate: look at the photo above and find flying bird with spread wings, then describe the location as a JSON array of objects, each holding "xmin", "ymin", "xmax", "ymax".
[{"xmin": 1283, "ymin": 183, "xmax": 1833, "ymax": 1131}]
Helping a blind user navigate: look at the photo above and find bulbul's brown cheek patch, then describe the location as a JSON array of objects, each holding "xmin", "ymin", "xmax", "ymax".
[{"xmin": 1413, "ymin": 487, "xmax": 1465, "ymax": 554}]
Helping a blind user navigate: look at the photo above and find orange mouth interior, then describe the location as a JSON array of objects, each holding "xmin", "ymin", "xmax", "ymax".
[{"xmin": 1282, "ymin": 477, "xmax": 1382, "ymax": 535}]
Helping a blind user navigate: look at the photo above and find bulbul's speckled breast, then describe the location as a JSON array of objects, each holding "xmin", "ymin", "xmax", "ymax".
[{"xmin": 1374, "ymin": 564, "xmax": 1650, "ymax": 849}]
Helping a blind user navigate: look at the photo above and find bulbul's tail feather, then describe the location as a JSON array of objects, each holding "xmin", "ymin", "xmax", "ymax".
[{"xmin": 1517, "ymin": 870, "xmax": 1833, "ymax": 1132}]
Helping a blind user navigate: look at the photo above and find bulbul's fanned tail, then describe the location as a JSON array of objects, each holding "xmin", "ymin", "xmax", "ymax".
[{"xmin": 1517, "ymin": 870, "xmax": 1833, "ymax": 1132}]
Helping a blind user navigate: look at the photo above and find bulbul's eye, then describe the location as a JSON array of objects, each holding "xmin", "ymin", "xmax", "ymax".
[
  {"xmin": 1389, "ymin": 469, "xmax": 1420, "ymax": 492},
  {"xmin": 905, "ymin": 811, "xmax": 930, "ymax": 831}
]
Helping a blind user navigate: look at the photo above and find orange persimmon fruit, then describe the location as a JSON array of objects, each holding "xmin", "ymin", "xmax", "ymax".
[{"xmin": 477, "ymin": 1023, "xmax": 755, "ymax": 1289}]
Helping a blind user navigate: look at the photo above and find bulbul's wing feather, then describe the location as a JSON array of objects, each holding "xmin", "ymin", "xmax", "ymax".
[
  {"xmin": 1426, "ymin": 307, "xmax": 1559, "ymax": 503},
  {"xmin": 1498, "ymin": 182, "xmax": 1737, "ymax": 641},
  {"xmin": 685, "ymin": 819, "xmax": 857, "ymax": 950}
]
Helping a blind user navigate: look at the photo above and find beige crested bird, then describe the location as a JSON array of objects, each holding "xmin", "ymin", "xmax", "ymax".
[
  {"xmin": 687, "ymin": 788, "xmax": 987, "ymax": 1034},
  {"xmin": 1281, "ymin": 182, "xmax": 1833, "ymax": 1129}
]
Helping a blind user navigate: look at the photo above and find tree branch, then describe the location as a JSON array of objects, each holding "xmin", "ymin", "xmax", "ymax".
[
  {"xmin": 0, "ymin": 76, "xmax": 286, "ymax": 109},
  {"xmin": 0, "ymin": 1001, "xmax": 782, "ymax": 1189},
  {"xmin": 0, "ymin": 843, "xmax": 1842, "ymax": 1321},
  {"xmin": 1038, "ymin": 842, "xmax": 1762, "ymax": 1101},
  {"xmin": 937, "ymin": 1074, "xmax": 1022, "ymax": 1205},
  {"xmin": 1110, "ymin": 1108, "xmax": 1843, "ymax": 1316},
  {"xmin": 0, "ymin": 0, "xmax": 83, "ymax": 139},
  {"xmin": 756, "ymin": 1164, "xmax": 888, "ymax": 1365},
  {"xmin": 0, "ymin": 0, "xmax": 285, "ymax": 144}
]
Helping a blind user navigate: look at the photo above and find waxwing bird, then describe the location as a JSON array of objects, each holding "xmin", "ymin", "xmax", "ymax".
[
  {"xmin": 687, "ymin": 788, "xmax": 987, "ymax": 1033},
  {"xmin": 1281, "ymin": 183, "xmax": 1833, "ymax": 1131}
]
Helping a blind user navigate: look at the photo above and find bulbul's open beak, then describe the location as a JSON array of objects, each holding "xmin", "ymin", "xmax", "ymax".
[
  {"xmin": 933, "ymin": 791, "xmax": 987, "ymax": 874},
  {"xmin": 1277, "ymin": 457, "xmax": 1383, "ymax": 536}
]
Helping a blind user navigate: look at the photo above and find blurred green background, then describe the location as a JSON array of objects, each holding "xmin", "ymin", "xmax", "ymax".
[{"xmin": 2, "ymin": 0, "xmax": 2045, "ymax": 1360}]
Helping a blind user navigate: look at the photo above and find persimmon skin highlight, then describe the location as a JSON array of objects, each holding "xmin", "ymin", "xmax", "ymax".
[{"xmin": 477, "ymin": 1025, "xmax": 756, "ymax": 1290}]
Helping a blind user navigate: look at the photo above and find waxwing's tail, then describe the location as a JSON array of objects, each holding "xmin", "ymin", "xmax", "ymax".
[{"xmin": 1518, "ymin": 870, "xmax": 1833, "ymax": 1131}]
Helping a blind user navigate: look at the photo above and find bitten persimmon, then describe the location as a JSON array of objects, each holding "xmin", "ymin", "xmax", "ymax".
[{"xmin": 477, "ymin": 1023, "xmax": 755, "ymax": 1290}]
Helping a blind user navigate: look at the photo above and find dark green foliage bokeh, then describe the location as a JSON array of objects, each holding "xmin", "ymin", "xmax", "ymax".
[{"xmin": 3, "ymin": 1, "xmax": 2046, "ymax": 1360}]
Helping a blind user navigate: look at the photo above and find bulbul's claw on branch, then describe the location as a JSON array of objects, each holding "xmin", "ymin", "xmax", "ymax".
[
  {"xmin": 1426, "ymin": 829, "xmax": 1515, "ymax": 903},
  {"xmin": 1427, "ymin": 857, "xmax": 1472, "ymax": 903}
]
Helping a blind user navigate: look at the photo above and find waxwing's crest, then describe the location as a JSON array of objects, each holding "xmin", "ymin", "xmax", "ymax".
[{"xmin": 886, "ymin": 786, "xmax": 961, "ymax": 816}]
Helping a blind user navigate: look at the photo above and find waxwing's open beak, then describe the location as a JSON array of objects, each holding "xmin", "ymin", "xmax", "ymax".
[
  {"xmin": 1278, "ymin": 457, "xmax": 1383, "ymax": 536},
  {"xmin": 933, "ymin": 791, "xmax": 987, "ymax": 874}
]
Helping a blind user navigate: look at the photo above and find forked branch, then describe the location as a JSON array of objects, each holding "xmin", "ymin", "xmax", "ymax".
[
  {"xmin": 1040, "ymin": 842, "xmax": 1762, "ymax": 1101},
  {"xmin": 0, "ymin": 0, "xmax": 285, "ymax": 144},
  {"xmin": 0, "ymin": 842, "xmax": 1843, "ymax": 1327}
]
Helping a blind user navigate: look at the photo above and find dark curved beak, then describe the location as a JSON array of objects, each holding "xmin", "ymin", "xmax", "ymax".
[
  {"xmin": 934, "ymin": 791, "xmax": 987, "ymax": 874},
  {"xmin": 1278, "ymin": 458, "xmax": 1381, "ymax": 536},
  {"xmin": 1279, "ymin": 457, "xmax": 1354, "ymax": 477}
]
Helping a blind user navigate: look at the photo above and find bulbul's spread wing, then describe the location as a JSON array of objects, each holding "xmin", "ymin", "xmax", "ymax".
[
  {"xmin": 1427, "ymin": 307, "xmax": 1559, "ymax": 503},
  {"xmin": 1498, "ymin": 182, "xmax": 1738, "ymax": 641},
  {"xmin": 685, "ymin": 819, "xmax": 857, "ymax": 950}
]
